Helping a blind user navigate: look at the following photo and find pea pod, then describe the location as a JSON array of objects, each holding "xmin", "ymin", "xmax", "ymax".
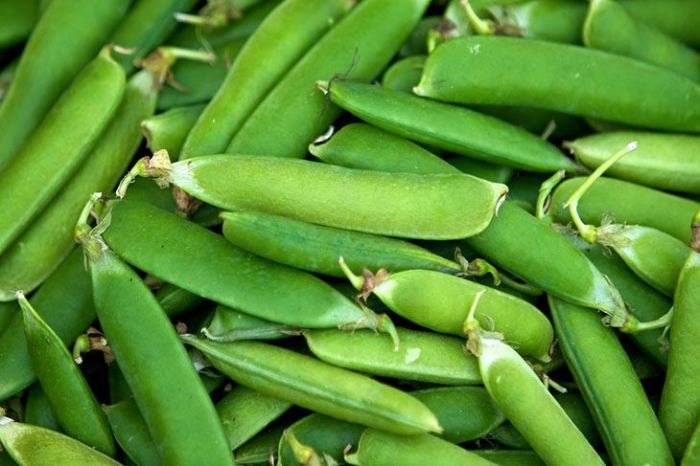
[
  {"xmin": 23, "ymin": 385, "xmax": 58, "ymax": 431},
  {"xmin": 182, "ymin": 336, "xmax": 442, "ymax": 435},
  {"xmin": 416, "ymin": 36, "xmax": 700, "ymax": 132},
  {"xmin": 0, "ymin": 58, "xmax": 18, "ymax": 104},
  {"xmin": 0, "ymin": 302, "xmax": 15, "ymax": 337},
  {"xmin": 236, "ymin": 425, "xmax": 285, "ymax": 465},
  {"xmin": 104, "ymin": 401, "xmax": 159, "ymax": 466},
  {"xmin": 207, "ymin": 305, "xmax": 294, "ymax": 341},
  {"xmin": 0, "ymin": 0, "xmax": 39, "ymax": 50},
  {"xmin": 475, "ymin": 450, "xmax": 544, "ymax": 466},
  {"xmin": 488, "ymin": 0, "xmax": 585, "ymax": 44},
  {"xmin": 683, "ymin": 422, "xmax": 700, "ymax": 466},
  {"xmin": 142, "ymin": 104, "xmax": 205, "ymax": 155},
  {"xmin": 382, "ymin": 55, "xmax": 426, "ymax": 93},
  {"xmin": 619, "ymin": 0, "xmax": 700, "ymax": 48}
]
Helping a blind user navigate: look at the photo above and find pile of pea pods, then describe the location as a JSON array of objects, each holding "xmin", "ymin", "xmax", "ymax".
[{"xmin": 1, "ymin": 0, "xmax": 700, "ymax": 464}]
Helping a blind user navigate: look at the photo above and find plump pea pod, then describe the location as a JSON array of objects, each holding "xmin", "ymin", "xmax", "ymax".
[
  {"xmin": 305, "ymin": 328, "xmax": 481, "ymax": 385},
  {"xmin": 340, "ymin": 264, "xmax": 553, "ymax": 361},
  {"xmin": 221, "ymin": 210, "xmax": 460, "ymax": 278},
  {"xmin": 416, "ymin": 36, "xmax": 700, "ymax": 133},
  {"xmin": 382, "ymin": 55, "xmax": 426, "ymax": 92},
  {"xmin": 683, "ymin": 422, "xmax": 700, "ymax": 466},
  {"xmin": 346, "ymin": 430, "xmax": 498, "ymax": 466},
  {"xmin": 0, "ymin": 0, "xmax": 39, "ymax": 49},
  {"xmin": 488, "ymin": 0, "xmax": 586, "ymax": 44},
  {"xmin": 0, "ymin": 419, "xmax": 121, "ymax": 466},
  {"xmin": 568, "ymin": 132, "xmax": 700, "ymax": 194},
  {"xmin": 180, "ymin": 0, "xmax": 354, "ymax": 158},
  {"xmin": 584, "ymin": 0, "xmax": 700, "ymax": 82},
  {"xmin": 551, "ymin": 176, "xmax": 700, "ymax": 244},
  {"xmin": 155, "ymin": 282, "xmax": 206, "ymax": 316},
  {"xmin": 23, "ymin": 385, "xmax": 59, "ymax": 431},
  {"xmin": 411, "ymin": 387, "xmax": 505, "ymax": 443},
  {"xmin": 207, "ymin": 305, "xmax": 294, "ymax": 341},
  {"xmin": 104, "ymin": 401, "xmax": 159, "ymax": 466},
  {"xmin": 446, "ymin": 157, "xmax": 514, "ymax": 184},
  {"xmin": 236, "ymin": 425, "xmax": 285, "ymax": 465},
  {"xmin": 227, "ymin": 0, "xmax": 429, "ymax": 158},
  {"xmin": 550, "ymin": 296, "xmax": 674, "ymax": 466},
  {"xmin": 139, "ymin": 153, "xmax": 507, "ymax": 239},
  {"xmin": 618, "ymin": 0, "xmax": 700, "ymax": 48},
  {"xmin": 319, "ymin": 80, "xmax": 575, "ymax": 173},
  {"xmin": 475, "ymin": 450, "xmax": 544, "ymax": 466},
  {"xmin": 0, "ymin": 0, "xmax": 128, "ymax": 169},
  {"xmin": 182, "ymin": 336, "xmax": 442, "ymax": 435},
  {"xmin": 0, "ymin": 302, "xmax": 16, "ymax": 337},
  {"xmin": 142, "ymin": 104, "xmax": 205, "ymax": 155},
  {"xmin": 19, "ymin": 294, "xmax": 114, "ymax": 456},
  {"xmin": 0, "ymin": 48, "xmax": 125, "ymax": 258},
  {"xmin": 0, "ymin": 70, "xmax": 157, "ymax": 300}
]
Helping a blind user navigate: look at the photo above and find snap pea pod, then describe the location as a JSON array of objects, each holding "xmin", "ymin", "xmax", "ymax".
[
  {"xmin": 206, "ymin": 305, "xmax": 293, "ymax": 341},
  {"xmin": 0, "ymin": 48, "xmax": 125, "ymax": 258},
  {"xmin": 182, "ymin": 336, "xmax": 442, "ymax": 435},
  {"xmin": 227, "ymin": 0, "xmax": 430, "ymax": 158},
  {"xmin": 0, "ymin": 0, "xmax": 39, "ymax": 50},
  {"xmin": 155, "ymin": 282, "xmax": 206, "ymax": 316},
  {"xmin": 0, "ymin": 58, "xmax": 18, "ymax": 104},
  {"xmin": 23, "ymin": 385, "xmax": 58, "ymax": 431},
  {"xmin": 487, "ymin": 0, "xmax": 585, "ymax": 44},
  {"xmin": 0, "ymin": 69, "xmax": 157, "ymax": 300},
  {"xmin": 0, "ymin": 419, "xmax": 121, "ymax": 466},
  {"xmin": 416, "ymin": 36, "xmax": 700, "ymax": 133},
  {"xmin": 19, "ymin": 294, "xmax": 114, "ymax": 456},
  {"xmin": 221, "ymin": 210, "xmax": 460, "ymax": 278},
  {"xmin": 619, "ymin": 0, "xmax": 700, "ymax": 48},
  {"xmin": 142, "ymin": 104, "xmax": 205, "ymax": 155},
  {"xmin": 683, "ymin": 422, "xmax": 700, "ymax": 466},
  {"xmin": 550, "ymin": 296, "xmax": 674, "ymax": 466},
  {"xmin": 236, "ymin": 425, "xmax": 285, "ymax": 465},
  {"xmin": 0, "ymin": 302, "xmax": 15, "ymax": 337},
  {"xmin": 400, "ymin": 16, "xmax": 441, "ymax": 57},
  {"xmin": 104, "ymin": 401, "xmax": 159, "ymax": 466},
  {"xmin": 475, "ymin": 450, "xmax": 544, "ymax": 466},
  {"xmin": 446, "ymin": 157, "xmax": 514, "ymax": 184},
  {"xmin": 319, "ymin": 80, "xmax": 575, "ymax": 173},
  {"xmin": 584, "ymin": 0, "xmax": 700, "ymax": 82},
  {"xmin": 382, "ymin": 55, "xmax": 426, "ymax": 92},
  {"xmin": 0, "ymin": 0, "xmax": 128, "ymax": 169}
]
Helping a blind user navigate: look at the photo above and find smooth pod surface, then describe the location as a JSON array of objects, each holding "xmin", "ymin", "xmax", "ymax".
[{"xmin": 142, "ymin": 104, "xmax": 204, "ymax": 155}]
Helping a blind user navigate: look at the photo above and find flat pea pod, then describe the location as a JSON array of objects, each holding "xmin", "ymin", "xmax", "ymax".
[
  {"xmin": 144, "ymin": 153, "xmax": 507, "ymax": 239},
  {"xmin": 340, "ymin": 264, "xmax": 553, "ymax": 361},
  {"xmin": 0, "ymin": 0, "xmax": 128, "ymax": 170},
  {"xmin": 180, "ymin": 0, "xmax": 354, "ymax": 158},
  {"xmin": 23, "ymin": 384, "xmax": 59, "ymax": 431},
  {"xmin": 382, "ymin": 55, "xmax": 426, "ymax": 93},
  {"xmin": 0, "ymin": 419, "xmax": 121, "ymax": 466},
  {"xmin": 475, "ymin": 450, "xmax": 544, "ymax": 466},
  {"xmin": 416, "ymin": 36, "xmax": 700, "ymax": 133},
  {"xmin": 207, "ymin": 305, "xmax": 293, "ymax": 341},
  {"xmin": 683, "ymin": 422, "xmax": 700, "ymax": 466},
  {"xmin": 550, "ymin": 296, "xmax": 674, "ymax": 466},
  {"xmin": 489, "ymin": 0, "xmax": 586, "ymax": 44},
  {"xmin": 305, "ymin": 328, "xmax": 481, "ymax": 385},
  {"xmin": 104, "ymin": 400, "xmax": 159, "ymax": 466},
  {"xmin": 221, "ymin": 210, "xmax": 460, "ymax": 278},
  {"xmin": 568, "ymin": 132, "xmax": 700, "ymax": 194},
  {"xmin": 319, "ymin": 80, "xmax": 575, "ymax": 173},
  {"xmin": 0, "ymin": 0, "xmax": 39, "ymax": 50},
  {"xmin": 226, "ymin": 0, "xmax": 430, "ymax": 158},
  {"xmin": 346, "ymin": 430, "xmax": 498, "ymax": 466},
  {"xmin": 550, "ymin": 176, "xmax": 700, "ymax": 244},
  {"xmin": 584, "ymin": 0, "xmax": 700, "ymax": 82},
  {"xmin": 183, "ymin": 336, "xmax": 442, "ymax": 435},
  {"xmin": 0, "ymin": 48, "xmax": 125, "ymax": 258},
  {"xmin": 0, "ymin": 70, "xmax": 158, "ymax": 300},
  {"xmin": 19, "ymin": 294, "xmax": 114, "ymax": 456},
  {"xmin": 142, "ymin": 104, "xmax": 205, "ymax": 155}
]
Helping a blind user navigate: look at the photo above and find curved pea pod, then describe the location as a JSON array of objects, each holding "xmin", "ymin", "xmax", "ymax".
[
  {"xmin": 411, "ymin": 387, "xmax": 505, "ymax": 443},
  {"xmin": 0, "ymin": 48, "xmax": 125, "ymax": 257},
  {"xmin": 305, "ymin": 328, "xmax": 481, "ymax": 385},
  {"xmin": 236, "ymin": 425, "xmax": 285, "ymax": 465},
  {"xmin": 0, "ymin": 419, "xmax": 121, "ymax": 466},
  {"xmin": 382, "ymin": 55, "xmax": 426, "ymax": 92},
  {"xmin": 24, "ymin": 385, "xmax": 59, "ymax": 431},
  {"xmin": 550, "ymin": 296, "xmax": 674, "ymax": 466},
  {"xmin": 416, "ymin": 36, "xmax": 700, "ymax": 133},
  {"xmin": 182, "ymin": 336, "xmax": 442, "ymax": 435},
  {"xmin": 683, "ymin": 422, "xmax": 700, "ymax": 466},
  {"xmin": 619, "ymin": 0, "xmax": 700, "ymax": 48},
  {"xmin": 19, "ymin": 295, "xmax": 114, "ymax": 456},
  {"xmin": 568, "ymin": 132, "xmax": 700, "ymax": 194},
  {"xmin": 207, "ymin": 305, "xmax": 294, "ymax": 341},
  {"xmin": 0, "ymin": 0, "xmax": 128, "ymax": 169},
  {"xmin": 319, "ymin": 80, "xmax": 575, "ymax": 173},
  {"xmin": 550, "ymin": 176, "xmax": 700, "ymax": 244},
  {"xmin": 145, "ymin": 153, "xmax": 507, "ymax": 239},
  {"xmin": 475, "ymin": 450, "xmax": 545, "ymax": 466},
  {"xmin": 221, "ymin": 210, "xmax": 460, "ymax": 278},
  {"xmin": 584, "ymin": 0, "xmax": 700, "ymax": 82},
  {"xmin": 490, "ymin": 0, "xmax": 586, "ymax": 44},
  {"xmin": 0, "ymin": 70, "xmax": 157, "ymax": 300},
  {"xmin": 0, "ymin": 0, "xmax": 39, "ymax": 50},
  {"xmin": 142, "ymin": 104, "xmax": 205, "ymax": 155},
  {"xmin": 341, "ymin": 264, "xmax": 553, "ymax": 361},
  {"xmin": 226, "ymin": 0, "xmax": 430, "ymax": 158},
  {"xmin": 104, "ymin": 401, "xmax": 159, "ymax": 466}
]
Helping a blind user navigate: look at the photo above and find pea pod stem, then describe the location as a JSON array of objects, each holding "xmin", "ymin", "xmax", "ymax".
[
  {"xmin": 135, "ymin": 46, "xmax": 216, "ymax": 88},
  {"xmin": 461, "ymin": 0, "xmax": 495, "ymax": 35},
  {"xmin": 536, "ymin": 169, "xmax": 566, "ymax": 220}
]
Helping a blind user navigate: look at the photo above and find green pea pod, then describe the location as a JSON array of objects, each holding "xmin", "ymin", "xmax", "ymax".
[
  {"xmin": 551, "ymin": 176, "xmax": 700, "ymax": 244},
  {"xmin": 0, "ymin": 302, "xmax": 16, "ymax": 337},
  {"xmin": 104, "ymin": 401, "xmax": 159, "ymax": 466},
  {"xmin": 0, "ymin": 58, "xmax": 18, "ymax": 104},
  {"xmin": 550, "ymin": 296, "xmax": 674, "ymax": 466},
  {"xmin": 155, "ymin": 282, "xmax": 206, "ymax": 317},
  {"xmin": 221, "ymin": 210, "xmax": 460, "ymax": 278},
  {"xmin": 0, "ymin": 69, "xmax": 158, "ymax": 300},
  {"xmin": 400, "ymin": 16, "xmax": 441, "ymax": 57},
  {"xmin": 445, "ymin": 157, "xmax": 514, "ymax": 184},
  {"xmin": 475, "ymin": 450, "xmax": 544, "ymax": 466},
  {"xmin": 619, "ymin": 0, "xmax": 700, "ymax": 48},
  {"xmin": 0, "ymin": 48, "xmax": 125, "ymax": 258},
  {"xmin": 227, "ymin": 0, "xmax": 430, "ymax": 158},
  {"xmin": 683, "ymin": 422, "xmax": 700, "ymax": 466},
  {"xmin": 382, "ymin": 55, "xmax": 426, "ymax": 93},
  {"xmin": 416, "ymin": 36, "xmax": 700, "ymax": 132},
  {"xmin": 236, "ymin": 425, "xmax": 285, "ymax": 465},
  {"xmin": 23, "ymin": 385, "xmax": 58, "ymax": 431},
  {"xmin": 182, "ymin": 336, "xmax": 442, "ymax": 435},
  {"xmin": 0, "ymin": 0, "xmax": 39, "ymax": 50},
  {"xmin": 490, "ymin": 0, "xmax": 586, "ymax": 44},
  {"xmin": 142, "ymin": 104, "xmax": 205, "ymax": 155},
  {"xmin": 0, "ymin": 0, "xmax": 128, "ymax": 169},
  {"xmin": 207, "ymin": 305, "xmax": 294, "ymax": 341},
  {"xmin": 0, "ymin": 419, "xmax": 121, "ymax": 466},
  {"xmin": 19, "ymin": 294, "xmax": 114, "ymax": 455},
  {"xmin": 319, "ymin": 80, "xmax": 574, "ymax": 173},
  {"xmin": 411, "ymin": 387, "xmax": 505, "ymax": 443}
]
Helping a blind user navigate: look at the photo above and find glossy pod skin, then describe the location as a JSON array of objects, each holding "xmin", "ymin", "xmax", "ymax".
[
  {"xmin": 568, "ymin": 132, "xmax": 700, "ymax": 194},
  {"xmin": 0, "ymin": 70, "xmax": 158, "ymax": 299},
  {"xmin": 381, "ymin": 55, "xmax": 425, "ymax": 93},
  {"xmin": 0, "ymin": 419, "xmax": 121, "ymax": 466},
  {"xmin": 227, "ymin": 0, "xmax": 430, "ymax": 158},
  {"xmin": 142, "ymin": 104, "xmax": 205, "ymax": 155},
  {"xmin": 416, "ymin": 36, "xmax": 700, "ymax": 133},
  {"xmin": 24, "ymin": 384, "xmax": 59, "ymax": 430},
  {"xmin": 550, "ymin": 296, "xmax": 674, "ymax": 466},
  {"xmin": 221, "ymin": 210, "xmax": 460, "ymax": 278},
  {"xmin": 584, "ymin": 0, "xmax": 700, "ymax": 82},
  {"xmin": 619, "ymin": 0, "xmax": 700, "ymax": 48},
  {"xmin": 0, "ymin": 0, "xmax": 128, "ymax": 170},
  {"xmin": 320, "ymin": 80, "xmax": 575, "ymax": 172},
  {"xmin": 182, "ymin": 336, "xmax": 442, "ymax": 435},
  {"xmin": 0, "ymin": 49, "xmax": 125, "ymax": 259},
  {"xmin": 206, "ymin": 305, "xmax": 293, "ymax": 341},
  {"xmin": 489, "ymin": 0, "xmax": 585, "ymax": 44},
  {"xmin": 104, "ymin": 400, "xmax": 159, "ymax": 466},
  {"xmin": 0, "ymin": 0, "xmax": 39, "ymax": 49},
  {"xmin": 683, "ymin": 423, "xmax": 700, "ymax": 466},
  {"xmin": 474, "ymin": 450, "xmax": 545, "ymax": 466}
]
